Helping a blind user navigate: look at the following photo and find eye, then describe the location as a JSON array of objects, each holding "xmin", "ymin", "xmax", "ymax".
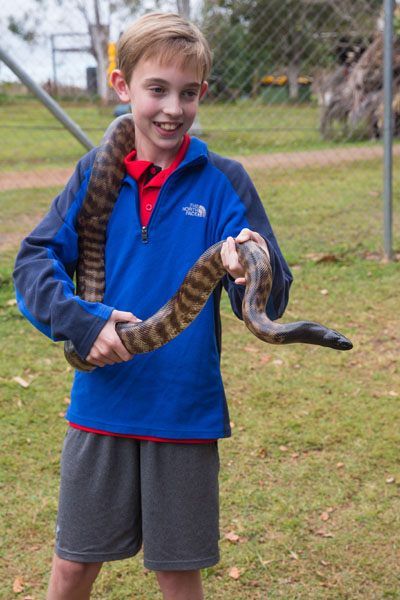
[
  {"xmin": 150, "ymin": 86, "xmax": 165, "ymax": 94},
  {"xmin": 182, "ymin": 90, "xmax": 198, "ymax": 99}
]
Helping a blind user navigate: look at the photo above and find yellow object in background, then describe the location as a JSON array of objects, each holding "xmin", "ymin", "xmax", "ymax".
[{"xmin": 107, "ymin": 42, "xmax": 117, "ymax": 86}]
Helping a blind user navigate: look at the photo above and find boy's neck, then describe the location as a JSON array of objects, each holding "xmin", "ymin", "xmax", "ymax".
[{"xmin": 135, "ymin": 135, "xmax": 185, "ymax": 169}]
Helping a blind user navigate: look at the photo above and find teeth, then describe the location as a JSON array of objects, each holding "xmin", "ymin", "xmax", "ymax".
[{"xmin": 156, "ymin": 122, "xmax": 180, "ymax": 131}]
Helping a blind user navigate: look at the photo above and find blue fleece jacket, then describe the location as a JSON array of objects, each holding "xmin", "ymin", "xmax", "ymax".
[{"xmin": 13, "ymin": 137, "xmax": 292, "ymax": 439}]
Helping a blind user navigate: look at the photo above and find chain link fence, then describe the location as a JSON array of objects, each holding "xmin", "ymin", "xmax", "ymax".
[{"xmin": 0, "ymin": 0, "xmax": 399, "ymax": 257}]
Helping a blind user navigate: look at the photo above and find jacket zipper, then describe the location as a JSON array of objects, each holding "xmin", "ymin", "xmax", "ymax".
[
  {"xmin": 138, "ymin": 156, "xmax": 206, "ymax": 244},
  {"xmin": 141, "ymin": 225, "xmax": 148, "ymax": 243}
]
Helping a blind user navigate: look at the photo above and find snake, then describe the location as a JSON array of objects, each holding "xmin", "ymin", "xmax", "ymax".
[{"xmin": 64, "ymin": 115, "xmax": 352, "ymax": 372}]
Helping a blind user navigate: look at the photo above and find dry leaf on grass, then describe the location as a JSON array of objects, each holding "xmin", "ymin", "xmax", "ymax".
[
  {"xmin": 6, "ymin": 298, "xmax": 17, "ymax": 306},
  {"xmin": 228, "ymin": 566, "xmax": 241, "ymax": 580},
  {"xmin": 12, "ymin": 376, "xmax": 30, "ymax": 389},
  {"xmin": 244, "ymin": 345, "xmax": 259, "ymax": 353},
  {"xmin": 315, "ymin": 529, "xmax": 334, "ymax": 538},
  {"xmin": 259, "ymin": 354, "xmax": 272, "ymax": 364},
  {"xmin": 386, "ymin": 476, "xmax": 395, "ymax": 484},
  {"xmin": 289, "ymin": 551, "xmax": 299, "ymax": 560},
  {"xmin": 320, "ymin": 512, "xmax": 330, "ymax": 522},
  {"xmin": 306, "ymin": 252, "xmax": 340, "ymax": 263},
  {"xmin": 225, "ymin": 531, "xmax": 240, "ymax": 543},
  {"xmin": 13, "ymin": 576, "xmax": 24, "ymax": 593},
  {"xmin": 320, "ymin": 289, "xmax": 329, "ymax": 295}
]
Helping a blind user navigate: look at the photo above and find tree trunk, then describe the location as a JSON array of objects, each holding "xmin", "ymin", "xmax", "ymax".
[
  {"xmin": 287, "ymin": 60, "xmax": 300, "ymax": 100},
  {"xmin": 177, "ymin": 0, "xmax": 190, "ymax": 19},
  {"xmin": 88, "ymin": 0, "xmax": 110, "ymax": 105},
  {"xmin": 90, "ymin": 23, "xmax": 110, "ymax": 104}
]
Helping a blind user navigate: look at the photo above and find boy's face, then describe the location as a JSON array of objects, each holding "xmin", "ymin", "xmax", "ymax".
[{"xmin": 111, "ymin": 57, "xmax": 208, "ymax": 166}]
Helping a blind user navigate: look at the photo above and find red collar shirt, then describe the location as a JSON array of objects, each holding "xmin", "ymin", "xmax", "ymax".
[{"xmin": 124, "ymin": 134, "xmax": 191, "ymax": 226}]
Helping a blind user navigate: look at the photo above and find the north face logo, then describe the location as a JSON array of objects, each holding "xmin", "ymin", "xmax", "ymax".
[{"xmin": 182, "ymin": 203, "xmax": 207, "ymax": 218}]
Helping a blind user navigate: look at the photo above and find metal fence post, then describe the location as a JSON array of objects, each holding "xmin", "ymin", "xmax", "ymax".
[
  {"xmin": 0, "ymin": 46, "xmax": 95, "ymax": 152},
  {"xmin": 383, "ymin": 0, "xmax": 394, "ymax": 261}
]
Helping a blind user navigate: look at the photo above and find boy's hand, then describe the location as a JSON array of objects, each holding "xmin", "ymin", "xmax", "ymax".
[
  {"xmin": 86, "ymin": 309, "xmax": 141, "ymax": 368},
  {"xmin": 221, "ymin": 228, "xmax": 270, "ymax": 285}
]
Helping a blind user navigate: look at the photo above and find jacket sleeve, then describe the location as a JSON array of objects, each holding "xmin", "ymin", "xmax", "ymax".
[
  {"xmin": 13, "ymin": 149, "xmax": 115, "ymax": 360},
  {"xmin": 209, "ymin": 154, "xmax": 293, "ymax": 321}
]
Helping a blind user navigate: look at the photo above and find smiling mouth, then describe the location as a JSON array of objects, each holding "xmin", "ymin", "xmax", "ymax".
[{"xmin": 154, "ymin": 122, "xmax": 182, "ymax": 131}]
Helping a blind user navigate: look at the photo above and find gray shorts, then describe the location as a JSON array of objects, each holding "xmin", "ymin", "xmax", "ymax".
[{"xmin": 55, "ymin": 428, "xmax": 220, "ymax": 571}]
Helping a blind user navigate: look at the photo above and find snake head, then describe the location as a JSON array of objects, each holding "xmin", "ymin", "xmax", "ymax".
[{"xmin": 324, "ymin": 330, "xmax": 353, "ymax": 351}]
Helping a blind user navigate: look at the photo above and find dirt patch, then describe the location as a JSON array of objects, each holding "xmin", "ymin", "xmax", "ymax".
[
  {"xmin": 0, "ymin": 168, "xmax": 73, "ymax": 192},
  {"xmin": 238, "ymin": 144, "xmax": 400, "ymax": 170},
  {"xmin": 0, "ymin": 231, "xmax": 26, "ymax": 252},
  {"xmin": 0, "ymin": 213, "xmax": 45, "ymax": 252},
  {"xmin": 1, "ymin": 146, "xmax": 399, "ymax": 192}
]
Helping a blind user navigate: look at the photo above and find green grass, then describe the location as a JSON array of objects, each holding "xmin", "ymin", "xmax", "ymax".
[
  {"xmin": 0, "ymin": 96, "xmax": 390, "ymax": 171},
  {"xmin": 0, "ymin": 157, "xmax": 399, "ymax": 598}
]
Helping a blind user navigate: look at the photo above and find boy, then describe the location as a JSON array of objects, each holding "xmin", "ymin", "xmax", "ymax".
[{"xmin": 13, "ymin": 12, "xmax": 292, "ymax": 600}]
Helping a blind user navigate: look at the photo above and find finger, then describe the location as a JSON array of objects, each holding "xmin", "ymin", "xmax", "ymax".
[
  {"xmin": 227, "ymin": 236, "xmax": 237, "ymax": 253},
  {"xmin": 221, "ymin": 238, "xmax": 245, "ymax": 279},
  {"xmin": 85, "ymin": 354, "xmax": 107, "ymax": 368},
  {"xmin": 102, "ymin": 346, "xmax": 125, "ymax": 363},
  {"xmin": 234, "ymin": 277, "xmax": 246, "ymax": 285},
  {"xmin": 229, "ymin": 238, "xmax": 244, "ymax": 271},
  {"xmin": 111, "ymin": 337, "xmax": 134, "ymax": 362},
  {"xmin": 236, "ymin": 229, "xmax": 264, "ymax": 245},
  {"xmin": 235, "ymin": 228, "xmax": 252, "ymax": 243},
  {"xmin": 249, "ymin": 231, "xmax": 264, "ymax": 244},
  {"xmin": 226, "ymin": 238, "xmax": 237, "ymax": 266},
  {"xmin": 226, "ymin": 239, "xmax": 245, "ymax": 277},
  {"xmin": 252, "ymin": 233, "xmax": 270, "ymax": 256},
  {"xmin": 112, "ymin": 310, "xmax": 142, "ymax": 323},
  {"xmin": 111, "ymin": 317, "xmax": 137, "ymax": 361},
  {"xmin": 228, "ymin": 253, "xmax": 241, "ymax": 274},
  {"xmin": 220, "ymin": 240, "xmax": 230, "ymax": 268},
  {"xmin": 222, "ymin": 237, "xmax": 235, "ymax": 253},
  {"xmin": 88, "ymin": 360, "xmax": 106, "ymax": 368},
  {"xmin": 248, "ymin": 233, "xmax": 270, "ymax": 258},
  {"xmin": 88, "ymin": 344, "xmax": 120, "ymax": 365}
]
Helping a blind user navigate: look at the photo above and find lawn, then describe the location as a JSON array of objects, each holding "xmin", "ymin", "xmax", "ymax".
[
  {"xmin": 0, "ymin": 153, "xmax": 399, "ymax": 597},
  {"xmin": 0, "ymin": 95, "xmax": 388, "ymax": 172}
]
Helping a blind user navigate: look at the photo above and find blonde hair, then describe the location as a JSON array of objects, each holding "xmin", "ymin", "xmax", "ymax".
[{"xmin": 117, "ymin": 12, "xmax": 212, "ymax": 84}]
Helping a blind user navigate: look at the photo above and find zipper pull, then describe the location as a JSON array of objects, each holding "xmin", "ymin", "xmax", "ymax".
[{"xmin": 141, "ymin": 226, "xmax": 148, "ymax": 243}]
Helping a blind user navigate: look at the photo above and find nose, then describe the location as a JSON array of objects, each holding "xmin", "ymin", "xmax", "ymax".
[{"xmin": 163, "ymin": 94, "xmax": 184, "ymax": 118}]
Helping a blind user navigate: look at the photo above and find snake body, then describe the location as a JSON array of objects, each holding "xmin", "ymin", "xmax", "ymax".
[{"xmin": 64, "ymin": 115, "xmax": 352, "ymax": 372}]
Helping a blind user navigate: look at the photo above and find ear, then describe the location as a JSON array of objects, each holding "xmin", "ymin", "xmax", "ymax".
[
  {"xmin": 199, "ymin": 81, "xmax": 208, "ymax": 100},
  {"xmin": 110, "ymin": 69, "xmax": 131, "ymax": 102}
]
